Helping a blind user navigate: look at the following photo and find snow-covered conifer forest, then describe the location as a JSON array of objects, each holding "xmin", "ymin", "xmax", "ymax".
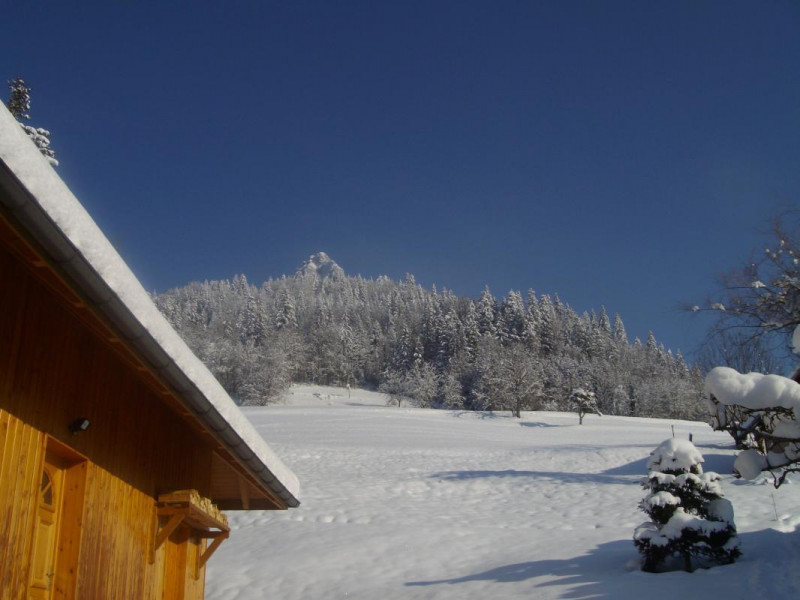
[{"xmin": 154, "ymin": 253, "xmax": 703, "ymax": 419}]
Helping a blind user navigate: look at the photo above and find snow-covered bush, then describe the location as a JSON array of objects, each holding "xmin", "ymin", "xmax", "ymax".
[
  {"xmin": 706, "ymin": 363, "xmax": 800, "ymax": 487},
  {"xmin": 634, "ymin": 438, "xmax": 740, "ymax": 572},
  {"xmin": 568, "ymin": 388, "xmax": 602, "ymax": 424}
]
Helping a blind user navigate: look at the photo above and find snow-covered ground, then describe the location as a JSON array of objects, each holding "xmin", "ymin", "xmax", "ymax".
[{"xmin": 207, "ymin": 385, "xmax": 800, "ymax": 599}]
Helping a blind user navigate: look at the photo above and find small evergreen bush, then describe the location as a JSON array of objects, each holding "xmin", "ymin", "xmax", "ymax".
[{"xmin": 634, "ymin": 438, "xmax": 740, "ymax": 572}]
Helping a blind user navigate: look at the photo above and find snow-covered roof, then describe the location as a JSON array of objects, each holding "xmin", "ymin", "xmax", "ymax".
[{"xmin": 0, "ymin": 105, "xmax": 299, "ymax": 507}]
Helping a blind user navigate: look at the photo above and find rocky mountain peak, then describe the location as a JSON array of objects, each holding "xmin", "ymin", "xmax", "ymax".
[{"xmin": 296, "ymin": 252, "xmax": 345, "ymax": 280}]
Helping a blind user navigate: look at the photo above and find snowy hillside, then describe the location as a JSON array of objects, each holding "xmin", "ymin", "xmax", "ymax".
[{"xmin": 207, "ymin": 385, "xmax": 800, "ymax": 599}]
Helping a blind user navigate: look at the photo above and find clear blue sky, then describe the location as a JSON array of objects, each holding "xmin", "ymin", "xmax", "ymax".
[{"xmin": 3, "ymin": 1, "xmax": 799, "ymax": 359}]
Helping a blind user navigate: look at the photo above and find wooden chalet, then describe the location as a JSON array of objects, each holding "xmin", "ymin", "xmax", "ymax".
[{"xmin": 0, "ymin": 105, "xmax": 300, "ymax": 599}]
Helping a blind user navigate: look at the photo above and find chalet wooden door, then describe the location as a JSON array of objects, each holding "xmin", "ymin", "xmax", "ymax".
[{"xmin": 28, "ymin": 451, "xmax": 65, "ymax": 600}]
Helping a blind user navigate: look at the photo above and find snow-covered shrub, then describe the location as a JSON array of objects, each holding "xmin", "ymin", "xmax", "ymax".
[
  {"xmin": 568, "ymin": 388, "xmax": 602, "ymax": 424},
  {"xmin": 634, "ymin": 439, "xmax": 740, "ymax": 572},
  {"xmin": 706, "ymin": 363, "xmax": 800, "ymax": 487}
]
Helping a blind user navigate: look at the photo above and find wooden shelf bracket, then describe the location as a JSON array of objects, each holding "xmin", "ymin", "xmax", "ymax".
[
  {"xmin": 152, "ymin": 513, "xmax": 186, "ymax": 559},
  {"xmin": 194, "ymin": 530, "xmax": 230, "ymax": 579},
  {"xmin": 150, "ymin": 489, "xmax": 230, "ymax": 571}
]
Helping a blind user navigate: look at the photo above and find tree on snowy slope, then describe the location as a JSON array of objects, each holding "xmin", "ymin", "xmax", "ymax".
[
  {"xmin": 567, "ymin": 388, "xmax": 601, "ymax": 424},
  {"xmin": 379, "ymin": 370, "xmax": 410, "ymax": 407},
  {"xmin": 634, "ymin": 439, "xmax": 740, "ymax": 572},
  {"xmin": 379, "ymin": 363, "xmax": 437, "ymax": 408},
  {"xmin": 6, "ymin": 78, "xmax": 58, "ymax": 166},
  {"xmin": 476, "ymin": 340, "xmax": 543, "ymax": 417}
]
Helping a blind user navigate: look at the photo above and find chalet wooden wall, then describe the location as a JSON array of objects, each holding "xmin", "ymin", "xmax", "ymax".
[
  {"xmin": 0, "ymin": 238, "xmax": 214, "ymax": 598},
  {"xmin": 0, "ymin": 409, "xmax": 43, "ymax": 596}
]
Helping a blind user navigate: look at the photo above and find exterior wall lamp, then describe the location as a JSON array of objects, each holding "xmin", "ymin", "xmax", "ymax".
[{"xmin": 68, "ymin": 418, "xmax": 91, "ymax": 435}]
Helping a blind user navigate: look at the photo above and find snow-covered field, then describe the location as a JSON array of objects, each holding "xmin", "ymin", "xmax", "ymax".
[{"xmin": 207, "ymin": 385, "xmax": 800, "ymax": 599}]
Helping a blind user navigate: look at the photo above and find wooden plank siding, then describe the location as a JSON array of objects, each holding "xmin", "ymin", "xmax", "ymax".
[
  {"xmin": 0, "ymin": 225, "xmax": 220, "ymax": 598},
  {"xmin": 0, "ymin": 410, "xmax": 44, "ymax": 598}
]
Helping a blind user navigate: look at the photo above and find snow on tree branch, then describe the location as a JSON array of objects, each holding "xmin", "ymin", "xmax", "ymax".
[
  {"xmin": 692, "ymin": 212, "xmax": 800, "ymax": 364},
  {"xmin": 705, "ymin": 340, "xmax": 800, "ymax": 487}
]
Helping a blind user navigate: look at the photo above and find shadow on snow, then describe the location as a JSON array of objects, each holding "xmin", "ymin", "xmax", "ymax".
[
  {"xmin": 406, "ymin": 539, "xmax": 637, "ymax": 598},
  {"xmin": 519, "ymin": 421, "xmax": 561, "ymax": 428},
  {"xmin": 431, "ymin": 469, "xmax": 638, "ymax": 486},
  {"xmin": 698, "ymin": 452, "xmax": 736, "ymax": 474},
  {"xmin": 431, "ymin": 450, "xmax": 736, "ymax": 486},
  {"xmin": 450, "ymin": 411, "xmax": 515, "ymax": 420},
  {"xmin": 600, "ymin": 452, "xmax": 736, "ymax": 477},
  {"xmin": 406, "ymin": 528, "xmax": 800, "ymax": 597}
]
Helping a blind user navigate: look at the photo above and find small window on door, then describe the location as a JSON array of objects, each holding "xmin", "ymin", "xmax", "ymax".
[{"xmin": 40, "ymin": 470, "xmax": 54, "ymax": 507}]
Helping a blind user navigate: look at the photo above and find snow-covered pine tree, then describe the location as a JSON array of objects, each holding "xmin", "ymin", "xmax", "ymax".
[
  {"xmin": 7, "ymin": 78, "xmax": 58, "ymax": 166},
  {"xmin": 612, "ymin": 313, "xmax": 627, "ymax": 344},
  {"xmin": 598, "ymin": 306, "xmax": 611, "ymax": 336},
  {"xmin": 568, "ymin": 387, "xmax": 601, "ymax": 424},
  {"xmin": 537, "ymin": 294, "xmax": 559, "ymax": 356},
  {"xmin": 275, "ymin": 288, "xmax": 298, "ymax": 330},
  {"xmin": 497, "ymin": 290, "xmax": 525, "ymax": 345},
  {"xmin": 646, "ymin": 330, "xmax": 658, "ymax": 354},
  {"xmin": 476, "ymin": 286, "xmax": 497, "ymax": 338},
  {"xmin": 634, "ymin": 438, "xmax": 740, "ymax": 572},
  {"xmin": 461, "ymin": 301, "xmax": 480, "ymax": 359},
  {"xmin": 522, "ymin": 290, "xmax": 540, "ymax": 352},
  {"xmin": 7, "ymin": 77, "xmax": 30, "ymax": 119}
]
